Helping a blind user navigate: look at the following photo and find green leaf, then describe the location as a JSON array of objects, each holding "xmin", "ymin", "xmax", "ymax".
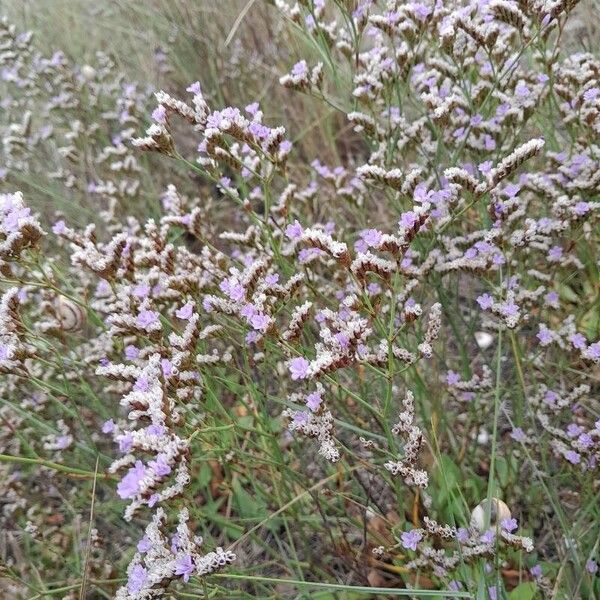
[{"xmin": 508, "ymin": 582, "xmax": 537, "ymax": 600}]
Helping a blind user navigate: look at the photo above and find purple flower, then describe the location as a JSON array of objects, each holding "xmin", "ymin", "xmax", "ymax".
[
  {"xmin": 186, "ymin": 81, "xmax": 201, "ymax": 94},
  {"xmin": 360, "ymin": 229, "xmax": 382, "ymax": 248},
  {"xmin": 118, "ymin": 434, "xmax": 133, "ymax": 453},
  {"xmin": 127, "ymin": 564, "xmax": 148, "ymax": 593},
  {"xmin": 510, "ymin": 427, "xmax": 526, "ymax": 442},
  {"xmin": 250, "ymin": 313, "xmax": 271, "ymax": 332},
  {"xmin": 52, "ymin": 220, "xmax": 67, "ymax": 234},
  {"xmin": 245, "ymin": 101, "xmax": 259, "ymax": 115},
  {"xmin": 175, "ymin": 553, "xmax": 195, "ymax": 582},
  {"xmin": 457, "ymin": 528, "xmax": 469, "ymax": 543},
  {"xmin": 587, "ymin": 342, "xmax": 600, "ymax": 361},
  {"xmin": 220, "ymin": 278, "xmax": 245, "ymax": 302},
  {"xmin": 586, "ymin": 559, "xmax": 598, "ymax": 574},
  {"xmin": 478, "ymin": 160, "xmax": 493, "ymax": 175},
  {"xmin": 289, "ymin": 357, "xmax": 310, "ymax": 380},
  {"xmin": 477, "ymin": 293, "xmax": 494, "ymax": 310},
  {"xmin": 500, "ymin": 301, "xmax": 519, "ymax": 317},
  {"xmin": 488, "ymin": 585, "xmax": 498, "ymax": 600},
  {"xmin": 530, "ymin": 564, "xmax": 542, "ymax": 579},
  {"xmin": 399, "ymin": 211, "xmax": 418, "ymax": 229},
  {"xmin": 125, "ymin": 345, "xmax": 140, "ymax": 360},
  {"xmin": 547, "ymin": 246, "xmax": 563, "ymax": 262},
  {"xmin": 501, "ymin": 518, "xmax": 518, "ymax": 532},
  {"xmin": 102, "ymin": 419, "xmax": 115, "ymax": 434},
  {"xmin": 285, "ymin": 220, "xmax": 303, "ymax": 239},
  {"xmin": 567, "ymin": 423, "xmax": 583, "ymax": 438},
  {"xmin": 134, "ymin": 376, "xmax": 149, "ymax": 392},
  {"xmin": 305, "ymin": 391, "xmax": 322, "ymax": 411},
  {"xmin": 573, "ymin": 201, "xmax": 590, "ymax": 216},
  {"xmin": 544, "ymin": 291, "xmax": 559, "ymax": 307},
  {"xmin": 583, "ymin": 88, "xmax": 599, "ymax": 101},
  {"xmin": 176, "ymin": 302, "xmax": 194, "ymax": 320},
  {"xmin": 137, "ymin": 536, "xmax": 151, "ymax": 553},
  {"xmin": 136, "ymin": 310, "xmax": 159, "ymax": 329},
  {"xmin": 400, "ymin": 529, "xmax": 422, "ymax": 551},
  {"xmin": 291, "ymin": 60, "xmax": 308, "ymax": 77},
  {"xmin": 152, "ymin": 105, "xmax": 167, "ymax": 124},
  {"xmin": 516, "ymin": 82, "xmax": 530, "ymax": 97},
  {"xmin": 565, "ymin": 450, "xmax": 581, "ymax": 464},
  {"xmin": 504, "ymin": 183, "xmax": 521, "ymax": 198},
  {"xmin": 117, "ymin": 461, "xmax": 146, "ymax": 499},
  {"xmin": 446, "ymin": 370, "xmax": 461, "ymax": 386},
  {"xmin": 149, "ymin": 453, "xmax": 172, "ymax": 477},
  {"xmin": 537, "ymin": 326, "xmax": 553, "ymax": 346},
  {"xmin": 480, "ymin": 529, "xmax": 495, "ymax": 544},
  {"xmin": 161, "ymin": 359, "xmax": 173, "ymax": 377},
  {"xmin": 569, "ymin": 333, "xmax": 587, "ymax": 350}
]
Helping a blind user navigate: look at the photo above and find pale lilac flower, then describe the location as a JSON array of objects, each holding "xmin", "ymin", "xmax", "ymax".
[
  {"xmin": 477, "ymin": 293, "xmax": 494, "ymax": 310},
  {"xmin": 586, "ymin": 559, "xmax": 598, "ymax": 574},
  {"xmin": 537, "ymin": 326, "xmax": 553, "ymax": 346},
  {"xmin": 530, "ymin": 564, "xmax": 542, "ymax": 579},
  {"xmin": 245, "ymin": 101, "xmax": 259, "ymax": 115},
  {"xmin": 118, "ymin": 434, "xmax": 133, "ymax": 453},
  {"xmin": 149, "ymin": 454, "xmax": 172, "ymax": 477},
  {"xmin": 176, "ymin": 302, "xmax": 194, "ymax": 320},
  {"xmin": 117, "ymin": 461, "xmax": 146, "ymax": 499},
  {"xmin": 291, "ymin": 60, "xmax": 308, "ymax": 77},
  {"xmin": 289, "ymin": 357, "xmax": 310, "ymax": 380},
  {"xmin": 147, "ymin": 425, "xmax": 165, "ymax": 436},
  {"xmin": 52, "ymin": 220, "xmax": 67, "ymax": 234},
  {"xmin": 137, "ymin": 310, "xmax": 159, "ymax": 329},
  {"xmin": 399, "ymin": 211, "xmax": 419, "ymax": 229},
  {"xmin": 220, "ymin": 278, "xmax": 245, "ymax": 302},
  {"xmin": 360, "ymin": 229, "xmax": 382, "ymax": 247},
  {"xmin": 480, "ymin": 529, "xmax": 495, "ymax": 544},
  {"xmin": 478, "ymin": 160, "xmax": 493, "ymax": 175},
  {"xmin": 305, "ymin": 391, "xmax": 322, "ymax": 411},
  {"xmin": 457, "ymin": 528, "xmax": 469, "ymax": 543},
  {"xmin": 128, "ymin": 564, "xmax": 148, "ymax": 593},
  {"xmin": 152, "ymin": 105, "xmax": 167, "ymax": 124},
  {"xmin": 446, "ymin": 371, "xmax": 461, "ymax": 386},
  {"xmin": 400, "ymin": 529, "xmax": 422, "ymax": 551},
  {"xmin": 583, "ymin": 88, "xmax": 599, "ymax": 101},
  {"xmin": 510, "ymin": 427, "xmax": 526, "ymax": 442},
  {"xmin": 500, "ymin": 301, "xmax": 519, "ymax": 317},
  {"xmin": 504, "ymin": 183, "xmax": 521, "ymax": 198},
  {"xmin": 137, "ymin": 536, "xmax": 151, "ymax": 553},
  {"xmin": 569, "ymin": 333, "xmax": 587, "ymax": 350},
  {"xmin": 125, "ymin": 345, "xmax": 139, "ymax": 359},
  {"xmin": 286, "ymin": 220, "xmax": 303, "ymax": 239},
  {"xmin": 186, "ymin": 81, "xmax": 201, "ymax": 94},
  {"xmin": 250, "ymin": 313, "xmax": 270, "ymax": 332},
  {"xmin": 565, "ymin": 450, "xmax": 581, "ymax": 464},
  {"xmin": 488, "ymin": 585, "xmax": 498, "ymax": 600},
  {"xmin": 567, "ymin": 423, "xmax": 583, "ymax": 438},
  {"xmin": 102, "ymin": 419, "xmax": 115, "ymax": 434},
  {"xmin": 573, "ymin": 201, "xmax": 590, "ymax": 216},
  {"xmin": 175, "ymin": 553, "xmax": 195, "ymax": 582},
  {"xmin": 501, "ymin": 518, "xmax": 518, "ymax": 532},
  {"xmin": 587, "ymin": 342, "xmax": 600, "ymax": 361},
  {"xmin": 544, "ymin": 291, "xmax": 559, "ymax": 307}
]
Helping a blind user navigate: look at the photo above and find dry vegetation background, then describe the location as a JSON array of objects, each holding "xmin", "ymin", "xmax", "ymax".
[{"xmin": 1, "ymin": 1, "xmax": 599, "ymax": 599}]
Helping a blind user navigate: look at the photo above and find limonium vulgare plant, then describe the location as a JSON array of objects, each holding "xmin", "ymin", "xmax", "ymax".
[{"xmin": 0, "ymin": 1, "xmax": 599, "ymax": 598}]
